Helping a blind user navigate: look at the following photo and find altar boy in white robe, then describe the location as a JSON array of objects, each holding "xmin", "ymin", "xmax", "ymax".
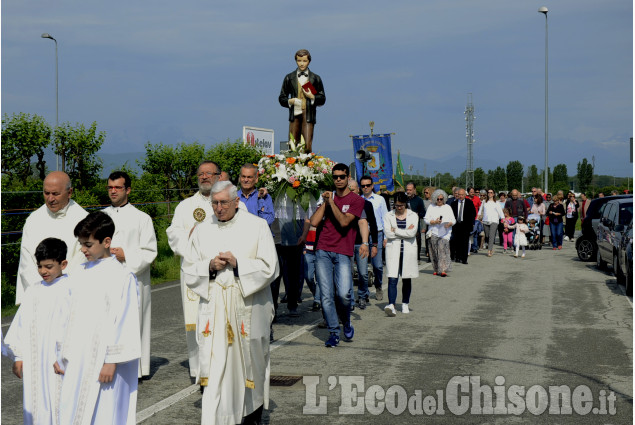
[
  {"xmin": 103, "ymin": 171, "xmax": 157, "ymax": 379},
  {"xmin": 53, "ymin": 212, "xmax": 141, "ymax": 425},
  {"xmin": 183, "ymin": 181, "xmax": 279, "ymax": 425},
  {"xmin": 5, "ymin": 237, "xmax": 71, "ymax": 425}
]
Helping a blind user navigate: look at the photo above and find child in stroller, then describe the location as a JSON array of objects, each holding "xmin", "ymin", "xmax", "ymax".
[{"xmin": 526, "ymin": 213, "xmax": 542, "ymax": 250}]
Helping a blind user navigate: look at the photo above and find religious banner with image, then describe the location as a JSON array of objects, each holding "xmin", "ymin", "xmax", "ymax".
[{"xmin": 352, "ymin": 134, "xmax": 394, "ymax": 192}]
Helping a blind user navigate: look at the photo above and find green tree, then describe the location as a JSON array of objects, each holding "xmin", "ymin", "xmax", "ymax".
[
  {"xmin": 506, "ymin": 161, "xmax": 523, "ymax": 191},
  {"xmin": 205, "ymin": 139, "xmax": 263, "ymax": 182},
  {"xmin": 526, "ymin": 165, "xmax": 541, "ymax": 189},
  {"xmin": 473, "ymin": 167, "xmax": 486, "ymax": 189},
  {"xmin": 2, "ymin": 113, "xmax": 51, "ymax": 183},
  {"xmin": 576, "ymin": 158, "xmax": 593, "ymax": 194},
  {"xmin": 486, "ymin": 167, "xmax": 507, "ymax": 192},
  {"xmin": 53, "ymin": 121, "xmax": 106, "ymax": 189},
  {"xmin": 552, "ymin": 164, "xmax": 568, "ymax": 187}
]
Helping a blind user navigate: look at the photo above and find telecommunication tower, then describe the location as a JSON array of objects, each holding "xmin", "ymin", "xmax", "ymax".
[{"xmin": 464, "ymin": 93, "xmax": 475, "ymax": 188}]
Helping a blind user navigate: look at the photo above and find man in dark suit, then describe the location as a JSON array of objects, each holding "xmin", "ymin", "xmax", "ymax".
[
  {"xmin": 406, "ymin": 182, "xmax": 426, "ymax": 262},
  {"xmin": 451, "ymin": 188, "xmax": 476, "ymax": 264},
  {"xmin": 278, "ymin": 49, "xmax": 326, "ymax": 153}
]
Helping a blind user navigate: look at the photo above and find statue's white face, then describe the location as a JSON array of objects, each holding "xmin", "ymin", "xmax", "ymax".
[{"xmin": 296, "ymin": 55, "xmax": 310, "ymax": 72}]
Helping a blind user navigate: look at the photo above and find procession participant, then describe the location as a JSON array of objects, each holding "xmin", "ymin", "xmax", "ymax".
[
  {"xmin": 5, "ymin": 238, "xmax": 71, "ymax": 425},
  {"xmin": 54, "ymin": 212, "xmax": 140, "ymax": 425},
  {"xmin": 405, "ymin": 182, "xmax": 425, "ymax": 263},
  {"xmin": 183, "ymin": 181, "xmax": 278, "ymax": 425},
  {"xmin": 15, "ymin": 171, "xmax": 87, "ymax": 305},
  {"xmin": 103, "ymin": 171, "xmax": 157, "ymax": 380},
  {"xmin": 450, "ymin": 188, "xmax": 476, "ymax": 264},
  {"xmin": 166, "ymin": 161, "xmax": 221, "ymax": 378},
  {"xmin": 360, "ymin": 175, "xmax": 387, "ymax": 302},
  {"xmin": 310, "ymin": 163, "xmax": 365, "ymax": 348},
  {"xmin": 278, "ymin": 49, "xmax": 326, "ymax": 153},
  {"xmin": 237, "ymin": 163, "xmax": 274, "ymax": 226},
  {"xmin": 219, "ymin": 171, "xmax": 231, "ymax": 182}
]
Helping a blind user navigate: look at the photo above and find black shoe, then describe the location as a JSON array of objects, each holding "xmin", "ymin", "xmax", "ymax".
[
  {"xmin": 358, "ymin": 298, "xmax": 367, "ymax": 310},
  {"xmin": 462, "ymin": 260, "xmax": 468, "ymax": 264},
  {"xmin": 280, "ymin": 294, "xmax": 287, "ymax": 303},
  {"xmin": 311, "ymin": 302, "xmax": 321, "ymax": 311}
]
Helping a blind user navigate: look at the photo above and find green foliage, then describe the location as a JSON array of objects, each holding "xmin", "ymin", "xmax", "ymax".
[
  {"xmin": 205, "ymin": 139, "xmax": 263, "ymax": 182},
  {"xmin": 53, "ymin": 121, "xmax": 106, "ymax": 189},
  {"xmin": 473, "ymin": 167, "xmax": 486, "ymax": 189},
  {"xmin": 576, "ymin": 158, "xmax": 593, "ymax": 194},
  {"xmin": 2, "ymin": 113, "xmax": 52, "ymax": 183},
  {"xmin": 486, "ymin": 166, "xmax": 507, "ymax": 192},
  {"xmin": 526, "ymin": 165, "xmax": 541, "ymax": 189},
  {"xmin": 506, "ymin": 161, "xmax": 523, "ymax": 191},
  {"xmin": 552, "ymin": 164, "xmax": 568, "ymax": 186}
]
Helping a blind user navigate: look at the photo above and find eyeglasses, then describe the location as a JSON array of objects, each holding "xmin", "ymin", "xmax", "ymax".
[
  {"xmin": 436, "ymin": 197, "xmax": 444, "ymax": 201},
  {"xmin": 488, "ymin": 191, "xmax": 494, "ymax": 194},
  {"xmin": 198, "ymin": 171, "xmax": 221, "ymax": 177},
  {"xmin": 424, "ymin": 191, "xmax": 429, "ymax": 194},
  {"xmin": 107, "ymin": 185, "xmax": 125, "ymax": 191},
  {"xmin": 333, "ymin": 174, "xmax": 347, "ymax": 181},
  {"xmin": 360, "ymin": 184, "xmax": 373, "ymax": 188},
  {"xmin": 211, "ymin": 200, "xmax": 234, "ymax": 208}
]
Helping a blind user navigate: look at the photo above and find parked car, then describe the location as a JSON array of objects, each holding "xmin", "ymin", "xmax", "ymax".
[
  {"xmin": 576, "ymin": 195, "xmax": 632, "ymax": 261},
  {"xmin": 616, "ymin": 220, "xmax": 632, "ymax": 296},
  {"xmin": 596, "ymin": 199, "xmax": 633, "ymax": 276}
]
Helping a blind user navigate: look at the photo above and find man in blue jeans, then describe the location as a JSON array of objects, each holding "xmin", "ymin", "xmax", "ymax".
[
  {"xmin": 310, "ymin": 163, "xmax": 365, "ymax": 347},
  {"xmin": 359, "ymin": 175, "xmax": 387, "ymax": 301}
]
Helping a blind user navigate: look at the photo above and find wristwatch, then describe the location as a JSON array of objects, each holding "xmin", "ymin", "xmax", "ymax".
[{"xmin": 362, "ymin": 242, "xmax": 369, "ymax": 246}]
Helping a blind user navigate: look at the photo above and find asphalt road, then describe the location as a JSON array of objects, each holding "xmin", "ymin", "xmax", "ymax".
[{"xmin": 2, "ymin": 241, "xmax": 632, "ymax": 424}]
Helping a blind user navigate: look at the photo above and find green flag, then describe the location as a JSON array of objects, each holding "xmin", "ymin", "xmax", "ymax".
[{"xmin": 395, "ymin": 150, "xmax": 405, "ymax": 189}]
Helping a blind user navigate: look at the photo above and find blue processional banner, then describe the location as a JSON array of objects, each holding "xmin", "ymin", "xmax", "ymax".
[{"xmin": 352, "ymin": 134, "xmax": 394, "ymax": 192}]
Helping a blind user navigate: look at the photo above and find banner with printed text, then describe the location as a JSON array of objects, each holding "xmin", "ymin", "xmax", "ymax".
[{"xmin": 352, "ymin": 134, "xmax": 394, "ymax": 193}]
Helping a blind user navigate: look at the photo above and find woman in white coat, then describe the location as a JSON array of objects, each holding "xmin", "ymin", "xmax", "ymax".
[
  {"xmin": 383, "ymin": 192, "xmax": 419, "ymax": 316},
  {"xmin": 477, "ymin": 188, "xmax": 505, "ymax": 257},
  {"xmin": 424, "ymin": 189, "xmax": 456, "ymax": 277}
]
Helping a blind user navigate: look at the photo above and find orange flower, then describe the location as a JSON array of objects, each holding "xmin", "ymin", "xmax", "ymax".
[
  {"xmin": 275, "ymin": 163, "xmax": 280, "ymax": 168},
  {"xmin": 286, "ymin": 157, "xmax": 296, "ymax": 165},
  {"xmin": 293, "ymin": 180, "xmax": 301, "ymax": 188},
  {"xmin": 307, "ymin": 161, "xmax": 315, "ymax": 167}
]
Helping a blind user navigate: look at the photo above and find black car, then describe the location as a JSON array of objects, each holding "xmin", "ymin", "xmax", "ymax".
[
  {"xmin": 575, "ymin": 194, "xmax": 632, "ymax": 261},
  {"xmin": 596, "ymin": 198, "xmax": 633, "ymax": 274},
  {"xmin": 616, "ymin": 220, "xmax": 632, "ymax": 296}
]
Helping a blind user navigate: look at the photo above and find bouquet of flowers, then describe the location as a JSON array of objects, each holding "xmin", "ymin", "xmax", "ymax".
[{"xmin": 257, "ymin": 135, "xmax": 334, "ymax": 211}]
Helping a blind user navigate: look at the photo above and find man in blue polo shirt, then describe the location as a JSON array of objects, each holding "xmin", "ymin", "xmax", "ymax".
[{"xmin": 237, "ymin": 163, "xmax": 274, "ymax": 226}]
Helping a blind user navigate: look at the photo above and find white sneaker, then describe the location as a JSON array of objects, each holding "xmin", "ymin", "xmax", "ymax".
[
  {"xmin": 402, "ymin": 303, "xmax": 410, "ymax": 314},
  {"xmin": 521, "ymin": 254, "xmax": 525, "ymax": 258},
  {"xmin": 384, "ymin": 304, "xmax": 397, "ymax": 317},
  {"xmin": 564, "ymin": 236, "xmax": 570, "ymax": 241}
]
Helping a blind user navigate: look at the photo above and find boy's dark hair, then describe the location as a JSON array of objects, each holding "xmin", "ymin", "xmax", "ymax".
[
  {"xmin": 108, "ymin": 171, "xmax": 131, "ymax": 188},
  {"xmin": 74, "ymin": 211, "xmax": 115, "ymax": 242},
  {"xmin": 332, "ymin": 163, "xmax": 349, "ymax": 176},
  {"xmin": 35, "ymin": 237, "xmax": 67, "ymax": 263}
]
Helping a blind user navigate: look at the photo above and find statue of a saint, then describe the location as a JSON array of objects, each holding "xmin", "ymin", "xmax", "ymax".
[{"xmin": 278, "ymin": 49, "xmax": 325, "ymax": 153}]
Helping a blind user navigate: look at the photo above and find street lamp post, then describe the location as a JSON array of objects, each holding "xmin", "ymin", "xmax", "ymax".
[
  {"xmin": 41, "ymin": 33, "xmax": 59, "ymax": 171},
  {"xmin": 538, "ymin": 7, "xmax": 548, "ymax": 195}
]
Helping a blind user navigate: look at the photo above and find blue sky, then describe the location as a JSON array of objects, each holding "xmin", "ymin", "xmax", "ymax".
[{"xmin": 2, "ymin": 1, "xmax": 633, "ymax": 177}]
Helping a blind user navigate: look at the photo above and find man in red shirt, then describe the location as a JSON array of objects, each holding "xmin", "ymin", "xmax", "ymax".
[{"xmin": 310, "ymin": 163, "xmax": 365, "ymax": 347}]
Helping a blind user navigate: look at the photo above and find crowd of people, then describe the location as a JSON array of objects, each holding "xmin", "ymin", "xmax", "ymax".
[{"xmin": 3, "ymin": 163, "xmax": 595, "ymax": 425}]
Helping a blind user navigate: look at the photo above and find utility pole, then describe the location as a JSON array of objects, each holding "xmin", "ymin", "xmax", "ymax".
[{"xmin": 465, "ymin": 93, "xmax": 475, "ymax": 189}]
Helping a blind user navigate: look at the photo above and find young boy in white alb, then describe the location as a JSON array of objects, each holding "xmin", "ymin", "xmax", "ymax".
[
  {"xmin": 53, "ymin": 211, "xmax": 141, "ymax": 425},
  {"xmin": 5, "ymin": 237, "xmax": 71, "ymax": 425}
]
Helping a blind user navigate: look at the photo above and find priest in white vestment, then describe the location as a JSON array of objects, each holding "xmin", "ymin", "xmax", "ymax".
[
  {"xmin": 15, "ymin": 171, "xmax": 87, "ymax": 305},
  {"xmin": 103, "ymin": 171, "xmax": 157, "ymax": 379},
  {"xmin": 183, "ymin": 181, "xmax": 278, "ymax": 425},
  {"xmin": 166, "ymin": 161, "xmax": 221, "ymax": 378}
]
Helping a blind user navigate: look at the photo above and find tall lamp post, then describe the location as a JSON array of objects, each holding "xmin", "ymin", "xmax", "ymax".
[
  {"xmin": 538, "ymin": 7, "xmax": 548, "ymax": 195},
  {"xmin": 41, "ymin": 33, "xmax": 59, "ymax": 171}
]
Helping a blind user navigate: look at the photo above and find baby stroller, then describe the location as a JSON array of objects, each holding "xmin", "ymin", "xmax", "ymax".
[{"xmin": 526, "ymin": 213, "xmax": 542, "ymax": 250}]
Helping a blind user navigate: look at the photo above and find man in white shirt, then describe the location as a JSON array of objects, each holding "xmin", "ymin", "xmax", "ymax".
[
  {"xmin": 166, "ymin": 161, "xmax": 221, "ymax": 378},
  {"xmin": 15, "ymin": 171, "xmax": 87, "ymax": 305},
  {"xmin": 103, "ymin": 171, "xmax": 157, "ymax": 380},
  {"xmin": 359, "ymin": 175, "xmax": 387, "ymax": 301}
]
